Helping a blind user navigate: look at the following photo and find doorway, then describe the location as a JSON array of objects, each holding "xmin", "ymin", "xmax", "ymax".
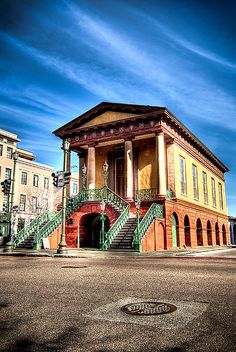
[{"xmin": 115, "ymin": 157, "xmax": 125, "ymax": 198}]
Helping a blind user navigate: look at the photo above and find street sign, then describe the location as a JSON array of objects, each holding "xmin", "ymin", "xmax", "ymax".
[{"xmin": 42, "ymin": 238, "xmax": 50, "ymax": 249}]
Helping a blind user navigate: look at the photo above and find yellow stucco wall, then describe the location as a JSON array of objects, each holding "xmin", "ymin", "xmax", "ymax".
[
  {"xmin": 174, "ymin": 145, "xmax": 228, "ymax": 215},
  {"xmin": 139, "ymin": 143, "xmax": 156, "ymax": 189},
  {"xmin": 95, "ymin": 146, "xmax": 110, "ymax": 189},
  {"xmin": 81, "ymin": 111, "xmax": 136, "ymax": 128}
]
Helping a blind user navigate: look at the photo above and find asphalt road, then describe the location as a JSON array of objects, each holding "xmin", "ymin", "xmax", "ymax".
[{"xmin": 0, "ymin": 255, "xmax": 235, "ymax": 352}]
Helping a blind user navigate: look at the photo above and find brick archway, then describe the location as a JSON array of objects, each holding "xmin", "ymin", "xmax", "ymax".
[
  {"xmin": 196, "ymin": 218, "xmax": 203, "ymax": 246},
  {"xmin": 222, "ymin": 224, "xmax": 227, "ymax": 245},
  {"xmin": 207, "ymin": 220, "xmax": 212, "ymax": 245},
  {"xmin": 79, "ymin": 212, "xmax": 110, "ymax": 248},
  {"xmin": 184, "ymin": 215, "xmax": 191, "ymax": 247},
  {"xmin": 215, "ymin": 223, "xmax": 220, "ymax": 245}
]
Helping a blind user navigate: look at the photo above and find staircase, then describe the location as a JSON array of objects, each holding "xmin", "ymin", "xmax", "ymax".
[
  {"xmin": 109, "ymin": 216, "xmax": 137, "ymax": 250},
  {"xmin": 16, "ymin": 221, "xmax": 48, "ymax": 249}
]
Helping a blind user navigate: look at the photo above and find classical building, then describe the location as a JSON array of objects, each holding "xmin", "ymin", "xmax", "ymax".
[
  {"xmin": 0, "ymin": 128, "xmax": 79, "ymax": 241},
  {"xmin": 53, "ymin": 102, "xmax": 230, "ymax": 251}
]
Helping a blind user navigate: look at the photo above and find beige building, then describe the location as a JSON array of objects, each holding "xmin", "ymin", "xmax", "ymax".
[{"xmin": 0, "ymin": 128, "xmax": 79, "ymax": 235}]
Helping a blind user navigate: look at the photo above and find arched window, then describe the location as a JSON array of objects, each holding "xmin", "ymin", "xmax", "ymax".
[
  {"xmin": 196, "ymin": 218, "xmax": 203, "ymax": 246},
  {"xmin": 184, "ymin": 215, "xmax": 191, "ymax": 247},
  {"xmin": 222, "ymin": 224, "xmax": 227, "ymax": 245},
  {"xmin": 207, "ymin": 220, "xmax": 212, "ymax": 245},
  {"xmin": 172, "ymin": 213, "xmax": 179, "ymax": 247},
  {"xmin": 215, "ymin": 223, "xmax": 220, "ymax": 245}
]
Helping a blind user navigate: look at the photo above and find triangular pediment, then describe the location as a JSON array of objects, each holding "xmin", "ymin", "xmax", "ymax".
[
  {"xmin": 81, "ymin": 110, "xmax": 136, "ymax": 128},
  {"xmin": 53, "ymin": 102, "xmax": 163, "ymax": 136}
]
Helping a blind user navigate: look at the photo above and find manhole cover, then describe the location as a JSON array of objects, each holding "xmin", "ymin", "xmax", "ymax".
[
  {"xmin": 121, "ymin": 301, "xmax": 177, "ymax": 316},
  {"xmin": 61, "ymin": 265, "xmax": 87, "ymax": 269}
]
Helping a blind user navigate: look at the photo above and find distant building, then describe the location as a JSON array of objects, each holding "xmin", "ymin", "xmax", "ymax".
[
  {"xmin": 0, "ymin": 128, "xmax": 78, "ymax": 236},
  {"xmin": 53, "ymin": 102, "xmax": 230, "ymax": 250},
  {"xmin": 228, "ymin": 216, "xmax": 236, "ymax": 245}
]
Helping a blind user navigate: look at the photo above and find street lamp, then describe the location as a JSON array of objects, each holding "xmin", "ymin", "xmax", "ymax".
[
  {"xmin": 57, "ymin": 139, "xmax": 70, "ymax": 254},
  {"xmin": 103, "ymin": 160, "xmax": 109, "ymax": 198},
  {"xmin": 135, "ymin": 196, "xmax": 141, "ymax": 246},
  {"xmin": 4, "ymin": 150, "xmax": 19, "ymax": 252},
  {"xmin": 99, "ymin": 199, "xmax": 106, "ymax": 249},
  {"xmin": 81, "ymin": 163, "xmax": 87, "ymax": 190}
]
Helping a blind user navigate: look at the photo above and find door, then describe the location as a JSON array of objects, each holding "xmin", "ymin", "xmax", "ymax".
[
  {"xmin": 115, "ymin": 157, "xmax": 125, "ymax": 198},
  {"xmin": 172, "ymin": 214, "xmax": 177, "ymax": 247}
]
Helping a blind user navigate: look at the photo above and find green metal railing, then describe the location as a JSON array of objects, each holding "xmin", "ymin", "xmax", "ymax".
[
  {"xmin": 13, "ymin": 186, "xmax": 132, "ymax": 250},
  {"xmin": 33, "ymin": 210, "xmax": 62, "ymax": 248},
  {"xmin": 135, "ymin": 188, "xmax": 158, "ymax": 201},
  {"xmin": 33, "ymin": 190, "xmax": 88, "ymax": 248},
  {"xmin": 13, "ymin": 210, "xmax": 55, "ymax": 248},
  {"xmin": 101, "ymin": 204, "xmax": 130, "ymax": 250},
  {"xmin": 32, "ymin": 187, "xmax": 129, "ymax": 250},
  {"xmin": 132, "ymin": 203, "xmax": 163, "ymax": 252}
]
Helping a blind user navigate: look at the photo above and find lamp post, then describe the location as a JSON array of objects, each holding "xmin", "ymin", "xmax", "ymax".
[
  {"xmin": 81, "ymin": 163, "xmax": 87, "ymax": 190},
  {"xmin": 4, "ymin": 150, "xmax": 18, "ymax": 252},
  {"xmin": 103, "ymin": 160, "xmax": 109, "ymax": 199},
  {"xmin": 57, "ymin": 139, "xmax": 70, "ymax": 254},
  {"xmin": 135, "ymin": 195, "xmax": 141, "ymax": 250},
  {"xmin": 99, "ymin": 199, "xmax": 106, "ymax": 249}
]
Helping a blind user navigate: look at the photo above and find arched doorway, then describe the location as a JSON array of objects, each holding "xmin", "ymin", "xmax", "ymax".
[
  {"xmin": 196, "ymin": 218, "xmax": 203, "ymax": 246},
  {"xmin": 207, "ymin": 221, "xmax": 212, "ymax": 245},
  {"xmin": 215, "ymin": 223, "xmax": 220, "ymax": 245},
  {"xmin": 222, "ymin": 224, "xmax": 227, "ymax": 245},
  {"xmin": 79, "ymin": 213, "xmax": 110, "ymax": 248},
  {"xmin": 172, "ymin": 213, "xmax": 179, "ymax": 248},
  {"xmin": 184, "ymin": 215, "xmax": 191, "ymax": 247}
]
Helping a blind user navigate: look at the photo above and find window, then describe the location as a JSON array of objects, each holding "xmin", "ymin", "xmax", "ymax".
[
  {"xmin": 33, "ymin": 174, "xmax": 39, "ymax": 187},
  {"xmin": 6, "ymin": 147, "xmax": 13, "ymax": 159},
  {"xmin": 19, "ymin": 194, "xmax": 26, "ymax": 211},
  {"xmin": 179, "ymin": 156, "xmax": 187, "ymax": 195},
  {"xmin": 5, "ymin": 168, "xmax": 12, "ymax": 180},
  {"xmin": 0, "ymin": 144, "xmax": 3, "ymax": 156},
  {"xmin": 192, "ymin": 165, "xmax": 199, "ymax": 200},
  {"xmin": 202, "ymin": 172, "xmax": 208, "ymax": 204},
  {"xmin": 43, "ymin": 198, "xmax": 48, "ymax": 210},
  {"xmin": 211, "ymin": 178, "xmax": 216, "ymax": 208},
  {"xmin": 32, "ymin": 197, "xmax": 37, "ymax": 212},
  {"xmin": 72, "ymin": 183, "xmax": 78, "ymax": 194},
  {"xmin": 21, "ymin": 171, "xmax": 28, "ymax": 185},
  {"xmin": 44, "ymin": 177, "xmax": 49, "ymax": 189},
  {"xmin": 218, "ymin": 183, "xmax": 223, "ymax": 210}
]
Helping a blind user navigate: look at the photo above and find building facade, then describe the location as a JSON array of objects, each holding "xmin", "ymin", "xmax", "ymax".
[
  {"xmin": 0, "ymin": 128, "xmax": 79, "ymax": 239},
  {"xmin": 53, "ymin": 102, "xmax": 230, "ymax": 251}
]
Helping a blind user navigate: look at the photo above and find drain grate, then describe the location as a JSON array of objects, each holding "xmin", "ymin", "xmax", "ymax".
[
  {"xmin": 0, "ymin": 303, "xmax": 8, "ymax": 308},
  {"xmin": 61, "ymin": 265, "xmax": 87, "ymax": 269},
  {"xmin": 121, "ymin": 301, "xmax": 177, "ymax": 316}
]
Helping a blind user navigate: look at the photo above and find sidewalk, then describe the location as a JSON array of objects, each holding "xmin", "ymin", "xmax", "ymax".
[{"xmin": 0, "ymin": 245, "xmax": 235, "ymax": 258}]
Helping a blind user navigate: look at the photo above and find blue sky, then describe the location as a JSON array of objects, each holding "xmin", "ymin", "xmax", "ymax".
[{"xmin": 0, "ymin": 0, "xmax": 235, "ymax": 214}]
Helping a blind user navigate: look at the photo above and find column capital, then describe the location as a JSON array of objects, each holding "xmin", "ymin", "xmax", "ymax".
[
  {"xmin": 124, "ymin": 137, "xmax": 134, "ymax": 142},
  {"xmin": 87, "ymin": 142, "xmax": 97, "ymax": 148},
  {"xmin": 155, "ymin": 129, "xmax": 164, "ymax": 136}
]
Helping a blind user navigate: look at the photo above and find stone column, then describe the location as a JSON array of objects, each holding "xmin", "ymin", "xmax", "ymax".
[
  {"xmin": 156, "ymin": 132, "xmax": 166, "ymax": 196},
  {"xmin": 87, "ymin": 145, "xmax": 95, "ymax": 189},
  {"xmin": 124, "ymin": 139, "xmax": 133, "ymax": 199}
]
